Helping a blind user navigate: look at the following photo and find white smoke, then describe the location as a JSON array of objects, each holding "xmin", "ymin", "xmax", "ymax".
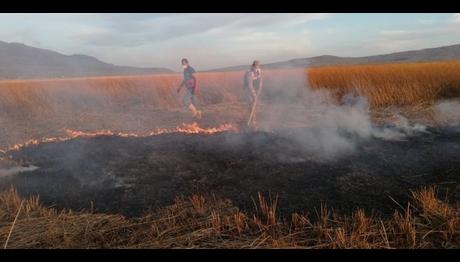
[
  {"xmin": 434, "ymin": 100, "xmax": 460, "ymax": 125},
  {"xmin": 258, "ymin": 71, "xmax": 429, "ymax": 161},
  {"xmin": 0, "ymin": 165, "xmax": 39, "ymax": 178}
]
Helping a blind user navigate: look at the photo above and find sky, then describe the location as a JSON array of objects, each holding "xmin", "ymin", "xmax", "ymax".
[{"xmin": 0, "ymin": 13, "xmax": 459, "ymax": 70}]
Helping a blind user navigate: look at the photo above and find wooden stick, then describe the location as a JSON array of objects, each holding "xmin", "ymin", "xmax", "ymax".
[
  {"xmin": 247, "ymin": 95, "xmax": 258, "ymax": 127},
  {"xmin": 4, "ymin": 200, "xmax": 24, "ymax": 249}
]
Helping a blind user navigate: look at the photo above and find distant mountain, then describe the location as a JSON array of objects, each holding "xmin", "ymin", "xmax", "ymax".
[
  {"xmin": 209, "ymin": 44, "xmax": 460, "ymax": 72},
  {"xmin": 0, "ymin": 41, "xmax": 173, "ymax": 79}
]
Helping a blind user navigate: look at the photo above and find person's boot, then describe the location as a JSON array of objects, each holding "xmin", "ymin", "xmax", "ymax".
[
  {"xmin": 188, "ymin": 104, "xmax": 197, "ymax": 116},
  {"xmin": 188, "ymin": 104, "xmax": 201, "ymax": 119}
]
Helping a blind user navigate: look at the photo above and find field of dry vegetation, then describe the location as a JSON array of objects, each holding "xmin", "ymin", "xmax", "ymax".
[
  {"xmin": 1, "ymin": 61, "xmax": 460, "ymax": 249},
  {"xmin": 0, "ymin": 186, "xmax": 458, "ymax": 248},
  {"xmin": 1, "ymin": 60, "xmax": 459, "ymax": 113},
  {"xmin": 308, "ymin": 61, "xmax": 460, "ymax": 107}
]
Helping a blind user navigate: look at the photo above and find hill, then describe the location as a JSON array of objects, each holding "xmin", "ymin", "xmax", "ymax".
[
  {"xmin": 209, "ymin": 44, "xmax": 460, "ymax": 71},
  {"xmin": 0, "ymin": 41, "xmax": 173, "ymax": 79}
]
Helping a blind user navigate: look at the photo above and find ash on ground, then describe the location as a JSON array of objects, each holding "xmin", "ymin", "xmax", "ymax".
[{"xmin": 2, "ymin": 125, "xmax": 460, "ymax": 218}]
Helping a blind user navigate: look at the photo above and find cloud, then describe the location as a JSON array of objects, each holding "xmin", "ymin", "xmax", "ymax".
[
  {"xmin": 378, "ymin": 14, "xmax": 460, "ymax": 42},
  {"xmin": 228, "ymin": 13, "xmax": 332, "ymax": 28},
  {"xmin": 371, "ymin": 16, "xmax": 460, "ymax": 53},
  {"xmin": 71, "ymin": 13, "xmax": 332, "ymax": 47},
  {"xmin": 378, "ymin": 28, "xmax": 455, "ymax": 41},
  {"xmin": 2, "ymin": 13, "xmax": 459, "ymax": 70},
  {"xmin": 1, "ymin": 28, "xmax": 43, "ymax": 47},
  {"xmin": 417, "ymin": 19, "xmax": 437, "ymax": 25},
  {"xmin": 71, "ymin": 14, "xmax": 237, "ymax": 47},
  {"xmin": 63, "ymin": 13, "xmax": 329, "ymax": 69},
  {"xmin": 454, "ymin": 13, "xmax": 460, "ymax": 23}
]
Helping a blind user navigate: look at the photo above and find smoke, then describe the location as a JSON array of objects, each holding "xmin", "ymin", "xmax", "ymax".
[
  {"xmin": 258, "ymin": 71, "xmax": 429, "ymax": 161},
  {"xmin": 0, "ymin": 165, "xmax": 38, "ymax": 178},
  {"xmin": 0, "ymin": 65, "xmax": 439, "ymax": 165},
  {"xmin": 434, "ymin": 100, "xmax": 460, "ymax": 125}
]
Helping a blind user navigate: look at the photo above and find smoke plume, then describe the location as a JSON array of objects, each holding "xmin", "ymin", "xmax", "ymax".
[
  {"xmin": 258, "ymin": 70, "xmax": 429, "ymax": 161},
  {"xmin": 434, "ymin": 100, "xmax": 460, "ymax": 125}
]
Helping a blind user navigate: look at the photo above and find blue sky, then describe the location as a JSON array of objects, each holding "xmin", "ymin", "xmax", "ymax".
[{"xmin": 0, "ymin": 13, "xmax": 459, "ymax": 70}]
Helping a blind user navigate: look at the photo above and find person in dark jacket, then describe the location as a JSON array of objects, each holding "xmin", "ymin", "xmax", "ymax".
[
  {"xmin": 243, "ymin": 60, "xmax": 263, "ymax": 124},
  {"xmin": 177, "ymin": 58, "xmax": 201, "ymax": 119}
]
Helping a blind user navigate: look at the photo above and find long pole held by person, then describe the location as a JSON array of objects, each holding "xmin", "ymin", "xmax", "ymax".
[{"xmin": 247, "ymin": 91, "xmax": 259, "ymax": 127}]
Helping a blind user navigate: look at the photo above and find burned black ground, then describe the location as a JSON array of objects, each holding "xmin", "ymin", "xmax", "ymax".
[{"xmin": 1, "ymin": 127, "xmax": 460, "ymax": 218}]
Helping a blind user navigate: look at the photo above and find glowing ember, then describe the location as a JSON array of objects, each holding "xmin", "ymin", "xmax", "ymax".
[{"xmin": 1, "ymin": 122, "xmax": 238, "ymax": 154}]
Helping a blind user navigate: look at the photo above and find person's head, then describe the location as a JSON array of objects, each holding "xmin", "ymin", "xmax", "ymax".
[
  {"xmin": 181, "ymin": 58, "xmax": 189, "ymax": 68},
  {"xmin": 251, "ymin": 60, "xmax": 260, "ymax": 70}
]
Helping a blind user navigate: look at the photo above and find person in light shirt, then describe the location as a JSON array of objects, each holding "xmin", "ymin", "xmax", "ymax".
[{"xmin": 243, "ymin": 60, "xmax": 263, "ymax": 125}]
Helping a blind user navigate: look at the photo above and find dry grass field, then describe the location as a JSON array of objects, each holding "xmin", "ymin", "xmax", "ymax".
[
  {"xmin": 1, "ymin": 186, "xmax": 458, "ymax": 248},
  {"xmin": 0, "ymin": 61, "xmax": 458, "ymax": 115},
  {"xmin": 1, "ymin": 61, "xmax": 460, "ymax": 249},
  {"xmin": 308, "ymin": 61, "xmax": 460, "ymax": 107}
]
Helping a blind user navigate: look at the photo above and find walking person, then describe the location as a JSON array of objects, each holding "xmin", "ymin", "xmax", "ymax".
[
  {"xmin": 177, "ymin": 58, "xmax": 201, "ymax": 119},
  {"xmin": 243, "ymin": 60, "xmax": 263, "ymax": 126}
]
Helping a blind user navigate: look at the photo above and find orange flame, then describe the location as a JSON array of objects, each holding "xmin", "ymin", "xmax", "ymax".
[{"xmin": 1, "ymin": 122, "xmax": 238, "ymax": 154}]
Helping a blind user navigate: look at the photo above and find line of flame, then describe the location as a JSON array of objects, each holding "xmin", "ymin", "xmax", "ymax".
[{"xmin": 1, "ymin": 122, "xmax": 238, "ymax": 154}]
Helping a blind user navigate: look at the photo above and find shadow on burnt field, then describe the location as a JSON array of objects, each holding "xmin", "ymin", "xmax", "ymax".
[{"xmin": 1, "ymin": 126, "xmax": 460, "ymax": 218}]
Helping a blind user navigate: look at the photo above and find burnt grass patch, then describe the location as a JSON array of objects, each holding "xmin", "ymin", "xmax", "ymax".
[{"xmin": 2, "ymin": 127, "xmax": 460, "ymax": 218}]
